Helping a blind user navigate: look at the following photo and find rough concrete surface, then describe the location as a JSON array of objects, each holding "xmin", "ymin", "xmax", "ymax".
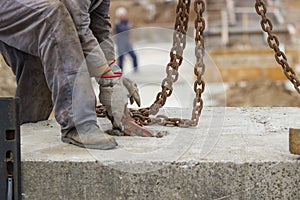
[{"xmin": 20, "ymin": 107, "xmax": 300, "ymax": 200}]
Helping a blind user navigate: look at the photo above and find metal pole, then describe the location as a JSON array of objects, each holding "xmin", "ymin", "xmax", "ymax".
[{"xmin": 0, "ymin": 97, "xmax": 21, "ymax": 200}]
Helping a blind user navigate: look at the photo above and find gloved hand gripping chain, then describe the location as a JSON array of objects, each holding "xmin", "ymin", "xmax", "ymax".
[{"xmin": 98, "ymin": 62, "xmax": 153, "ymax": 137}]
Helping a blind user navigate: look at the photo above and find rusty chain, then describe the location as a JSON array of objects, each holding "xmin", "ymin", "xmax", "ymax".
[
  {"xmin": 97, "ymin": 0, "xmax": 207, "ymax": 127},
  {"xmin": 97, "ymin": 0, "xmax": 300, "ymax": 127},
  {"xmin": 131, "ymin": 0, "xmax": 206, "ymax": 127},
  {"xmin": 191, "ymin": 0, "xmax": 206, "ymax": 126},
  {"xmin": 255, "ymin": 0, "xmax": 300, "ymax": 93},
  {"xmin": 149, "ymin": 0, "xmax": 191, "ymax": 116}
]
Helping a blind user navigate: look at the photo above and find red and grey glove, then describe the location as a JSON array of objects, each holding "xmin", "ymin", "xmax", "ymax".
[
  {"xmin": 98, "ymin": 71, "xmax": 127, "ymax": 130},
  {"xmin": 109, "ymin": 61, "xmax": 141, "ymax": 106},
  {"xmin": 97, "ymin": 62, "xmax": 152, "ymax": 137}
]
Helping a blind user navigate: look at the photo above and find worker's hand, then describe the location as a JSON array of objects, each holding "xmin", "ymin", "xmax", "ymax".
[
  {"xmin": 109, "ymin": 61, "xmax": 141, "ymax": 106},
  {"xmin": 98, "ymin": 71, "xmax": 127, "ymax": 129},
  {"xmin": 97, "ymin": 67, "xmax": 152, "ymax": 136}
]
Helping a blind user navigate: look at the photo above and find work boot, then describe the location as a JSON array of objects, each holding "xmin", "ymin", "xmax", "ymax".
[{"xmin": 61, "ymin": 123, "xmax": 118, "ymax": 150}]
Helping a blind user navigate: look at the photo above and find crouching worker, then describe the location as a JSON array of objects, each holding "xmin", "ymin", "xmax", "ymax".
[{"xmin": 0, "ymin": 0, "xmax": 151, "ymax": 150}]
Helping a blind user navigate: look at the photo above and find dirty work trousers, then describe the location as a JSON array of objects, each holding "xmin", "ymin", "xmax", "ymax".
[{"xmin": 0, "ymin": 0, "xmax": 97, "ymax": 131}]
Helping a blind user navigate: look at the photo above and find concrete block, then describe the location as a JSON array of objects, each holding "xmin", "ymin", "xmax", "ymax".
[{"xmin": 20, "ymin": 107, "xmax": 300, "ymax": 199}]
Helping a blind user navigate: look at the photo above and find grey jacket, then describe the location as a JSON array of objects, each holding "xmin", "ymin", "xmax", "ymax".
[{"xmin": 62, "ymin": 0, "xmax": 115, "ymax": 76}]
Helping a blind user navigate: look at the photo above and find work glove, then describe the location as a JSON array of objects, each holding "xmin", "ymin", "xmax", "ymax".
[
  {"xmin": 109, "ymin": 61, "xmax": 141, "ymax": 106},
  {"xmin": 98, "ymin": 71, "xmax": 127, "ymax": 130},
  {"xmin": 97, "ymin": 62, "xmax": 152, "ymax": 137}
]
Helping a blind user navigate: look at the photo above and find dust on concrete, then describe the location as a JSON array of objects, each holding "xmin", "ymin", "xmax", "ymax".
[{"xmin": 217, "ymin": 79, "xmax": 300, "ymax": 107}]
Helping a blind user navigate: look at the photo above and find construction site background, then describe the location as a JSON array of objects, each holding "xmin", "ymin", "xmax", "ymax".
[
  {"xmin": 1, "ymin": 0, "xmax": 300, "ymax": 107},
  {"xmin": 109, "ymin": 0, "xmax": 300, "ymax": 43}
]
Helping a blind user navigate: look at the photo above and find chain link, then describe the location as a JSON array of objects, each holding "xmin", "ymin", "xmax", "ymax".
[
  {"xmin": 255, "ymin": 0, "xmax": 300, "ymax": 93},
  {"xmin": 95, "ymin": 105, "xmax": 107, "ymax": 117}
]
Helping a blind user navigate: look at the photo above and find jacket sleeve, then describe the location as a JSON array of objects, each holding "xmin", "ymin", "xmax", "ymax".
[
  {"xmin": 61, "ymin": 0, "xmax": 109, "ymax": 77},
  {"xmin": 89, "ymin": 0, "xmax": 115, "ymax": 62}
]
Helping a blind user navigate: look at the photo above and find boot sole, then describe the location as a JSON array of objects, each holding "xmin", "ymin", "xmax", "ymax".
[{"xmin": 61, "ymin": 137, "xmax": 117, "ymax": 150}]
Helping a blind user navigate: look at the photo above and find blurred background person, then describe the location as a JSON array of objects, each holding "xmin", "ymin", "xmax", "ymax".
[{"xmin": 115, "ymin": 7, "xmax": 138, "ymax": 72}]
